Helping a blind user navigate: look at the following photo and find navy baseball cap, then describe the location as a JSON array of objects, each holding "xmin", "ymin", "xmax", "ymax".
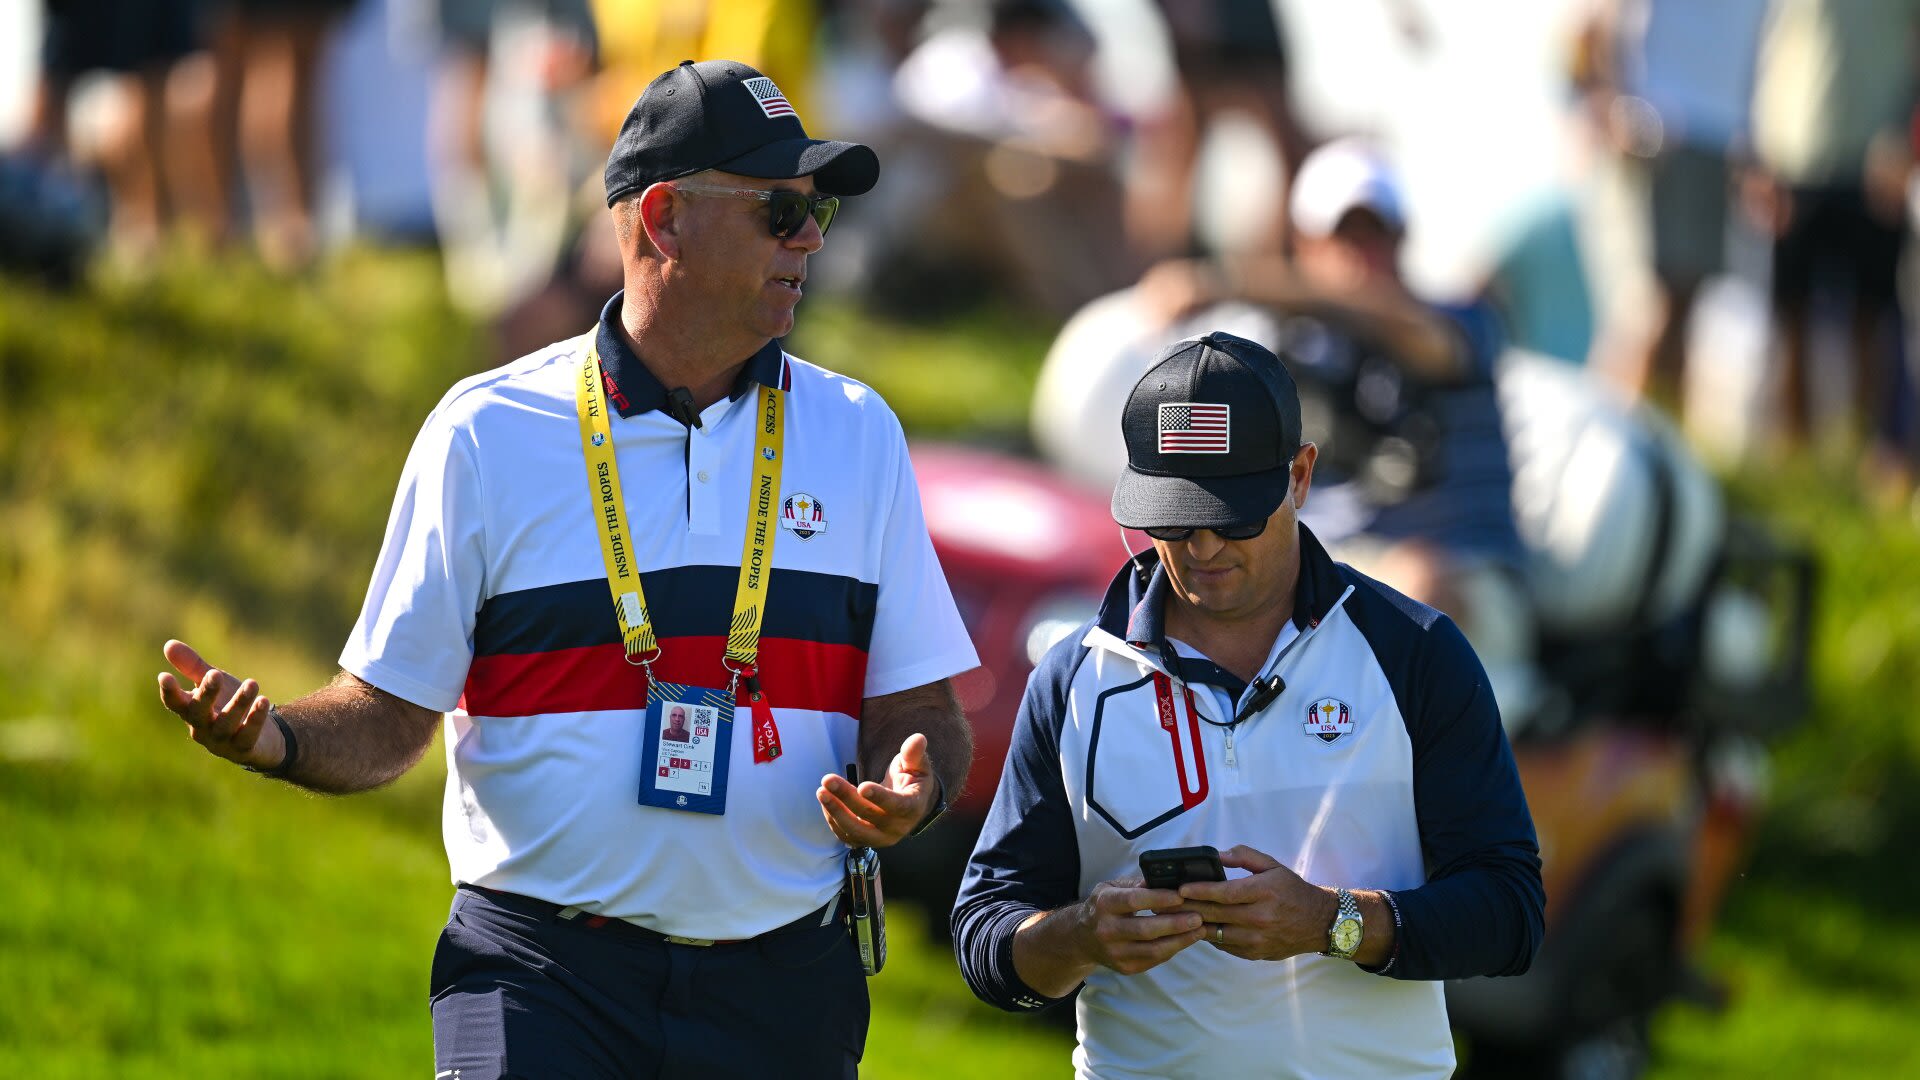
[
  {"xmin": 1111, "ymin": 331, "xmax": 1304, "ymax": 530},
  {"xmin": 604, "ymin": 60, "xmax": 879, "ymax": 207}
]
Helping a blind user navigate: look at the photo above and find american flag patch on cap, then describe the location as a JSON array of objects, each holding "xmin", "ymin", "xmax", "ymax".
[
  {"xmin": 743, "ymin": 77, "xmax": 796, "ymax": 120},
  {"xmin": 1158, "ymin": 402, "xmax": 1230, "ymax": 453}
]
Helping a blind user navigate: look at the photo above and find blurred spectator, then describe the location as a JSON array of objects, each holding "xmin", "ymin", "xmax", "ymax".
[
  {"xmin": 1480, "ymin": 190, "xmax": 1599, "ymax": 367},
  {"xmin": 416, "ymin": 0, "xmax": 597, "ymax": 314},
  {"xmin": 1142, "ymin": 138, "xmax": 1535, "ymax": 713},
  {"xmin": 1126, "ymin": 0, "xmax": 1309, "ymax": 263},
  {"xmin": 29, "ymin": 0, "xmax": 203, "ymax": 260},
  {"xmin": 814, "ymin": 0, "xmax": 927, "ymax": 140},
  {"xmin": 187, "ymin": 0, "xmax": 363, "ymax": 270},
  {"xmin": 1283, "ymin": 141, "xmax": 1521, "ymax": 596},
  {"xmin": 484, "ymin": 0, "xmax": 817, "ymax": 358},
  {"xmin": 795, "ymin": 0, "xmax": 928, "ymax": 301},
  {"xmin": 877, "ymin": 0, "xmax": 1138, "ymax": 317},
  {"xmin": 1579, "ymin": 0, "xmax": 1770, "ymax": 410},
  {"xmin": 0, "ymin": 149, "xmax": 99, "ymax": 283},
  {"xmin": 1748, "ymin": 0, "xmax": 1920, "ymax": 503},
  {"xmin": 587, "ymin": 0, "xmax": 818, "ymax": 140}
]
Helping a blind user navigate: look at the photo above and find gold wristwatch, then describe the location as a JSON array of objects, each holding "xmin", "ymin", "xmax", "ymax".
[{"xmin": 1325, "ymin": 887, "xmax": 1363, "ymax": 960}]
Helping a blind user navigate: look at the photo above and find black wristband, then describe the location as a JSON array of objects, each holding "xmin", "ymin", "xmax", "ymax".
[
  {"xmin": 247, "ymin": 707, "xmax": 300, "ymax": 779},
  {"xmin": 907, "ymin": 773, "xmax": 947, "ymax": 838}
]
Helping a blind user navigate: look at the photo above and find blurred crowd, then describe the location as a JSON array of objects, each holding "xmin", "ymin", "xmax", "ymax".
[{"xmin": 4, "ymin": 0, "xmax": 1920, "ymax": 516}]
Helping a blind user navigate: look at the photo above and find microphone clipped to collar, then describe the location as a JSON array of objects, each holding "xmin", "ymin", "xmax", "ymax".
[
  {"xmin": 1235, "ymin": 674, "xmax": 1287, "ymax": 723},
  {"xmin": 664, "ymin": 386, "xmax": 703, "ymax": 430}
]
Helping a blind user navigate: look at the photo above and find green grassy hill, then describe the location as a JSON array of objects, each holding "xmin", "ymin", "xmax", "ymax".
[{"xmin": 3, "ymin": 252, "xmax": 1917, "ymax": 1076}]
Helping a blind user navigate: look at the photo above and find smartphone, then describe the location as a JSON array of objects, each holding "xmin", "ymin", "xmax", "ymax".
[{"xmin": 1139, "ymin": 845, "xmax": 1226, "ymax": 891}]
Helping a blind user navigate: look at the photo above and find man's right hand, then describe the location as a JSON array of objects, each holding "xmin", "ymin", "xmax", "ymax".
[
  {"xmin": 1011, "ymin": 876, "xmax": 1207, "ymax": 998},
  {"xmin": 156, "ymin": 639, "xmax": 285, "ymax": 771},
  {"xmin": 1074, "ymin": 877, "xmax": 1208, "ymax": 975}
]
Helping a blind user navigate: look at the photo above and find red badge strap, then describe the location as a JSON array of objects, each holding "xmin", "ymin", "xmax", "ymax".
[{"xmin": 740, "ymin": 666, "xmax": 782, "ymax": 762}]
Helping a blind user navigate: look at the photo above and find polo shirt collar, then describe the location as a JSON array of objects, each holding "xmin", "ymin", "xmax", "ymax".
[{"xmin": 594, "ymin": 290, "xmax": 787, "ymax": 419}]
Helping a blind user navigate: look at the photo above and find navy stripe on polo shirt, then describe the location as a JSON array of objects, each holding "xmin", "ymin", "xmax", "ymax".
[
  {"xmin": 472, "ymin": 568, "xmax": 877, "ymax": 653},
  {"xmin": 462, "ymin": 568, "xmax": 879, "ymax": 718}
]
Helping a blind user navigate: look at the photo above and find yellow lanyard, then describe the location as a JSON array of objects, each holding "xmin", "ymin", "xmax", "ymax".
[{"xmin": 576, "ymin": 336, "xmax": 785, "ymax": 678}]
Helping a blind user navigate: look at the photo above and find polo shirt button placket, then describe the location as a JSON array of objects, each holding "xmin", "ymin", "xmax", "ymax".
[{"xmin": 688, "ymin": 421, "xmax": 721, "ymax": 534}]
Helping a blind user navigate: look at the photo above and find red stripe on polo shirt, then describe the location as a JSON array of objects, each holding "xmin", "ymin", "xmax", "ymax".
[{"xmin": 460, "ymin": 636, "xmax": 869, "ymax": 718}]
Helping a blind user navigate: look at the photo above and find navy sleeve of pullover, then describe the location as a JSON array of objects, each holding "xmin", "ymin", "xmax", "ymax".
[
  {"xmin": 1361, "ymin": 593, "xmax": 1545, "ymax": 980},
  {"xmin": 951, "ymin": 636, "xmax": 1086, "ymax": 1011}
]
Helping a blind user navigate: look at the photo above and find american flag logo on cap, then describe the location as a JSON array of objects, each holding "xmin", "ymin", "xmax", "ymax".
[
  {"xmin": 743, "ymin": 77, "xmax": 796, "ymax": 120},
  {"xmin": 1158, "ymin": 402, "xmax": 1230, "ymax": 453}
]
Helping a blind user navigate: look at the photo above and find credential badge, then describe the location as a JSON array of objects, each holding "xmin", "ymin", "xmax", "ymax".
[
  {"xmin": 1304, "ymin": 697, "xmax": 1355, "ymax": 743},
  {"xmin": 780, "ymin": 492, "xmax": 827, "ymax": 540}
]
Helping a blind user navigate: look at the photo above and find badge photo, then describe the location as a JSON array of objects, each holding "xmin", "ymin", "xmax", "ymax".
[
  {"xmin": 1303, "ymin": 697, "xmax": 1355, "ymax": 743},
  {"xmin": 780, "ymin": 492, "xmax": 828, "ymax": 540}
]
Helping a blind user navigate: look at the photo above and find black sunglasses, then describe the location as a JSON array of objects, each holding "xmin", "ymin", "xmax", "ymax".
[
  {"xmin": 1142, "ymin": 521, "xmax": 1269, "ymax": 543},
  {"xmin": 673, "ymin": 183, "xmax": 839, "ymax": 239}
]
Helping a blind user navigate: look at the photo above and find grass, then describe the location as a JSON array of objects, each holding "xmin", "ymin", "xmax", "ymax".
[
  {"xmin": 3, "ymin": 249, "xmax": 1918, "ymax": 1076},
  {"xmin": 1643, "ymin": 459, "xmax": 1920, "ymax": 1078}
]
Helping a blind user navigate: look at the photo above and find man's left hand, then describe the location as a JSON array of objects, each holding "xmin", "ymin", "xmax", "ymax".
[
  {"xmin": 817, "ymin": 732, "xmax": 937, "ymax": 849},
  {"xmin": 1174, "ymin": 845, "xmax": 1336, "ymax": 961}
]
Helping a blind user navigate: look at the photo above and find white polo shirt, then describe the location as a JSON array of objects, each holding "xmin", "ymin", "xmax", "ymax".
[{"xmin": 341, "ymin": 306, "xmax": 977, "ymax": 939}]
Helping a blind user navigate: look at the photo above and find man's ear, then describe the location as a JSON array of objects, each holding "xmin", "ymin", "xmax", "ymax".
[
  {"xmin": 638, "ymin": 183, "xmax": 684, "ymax": 260},
  {"xmin": 1291, "ymin": 442, "xmax": 1319, "ymax": 509}
]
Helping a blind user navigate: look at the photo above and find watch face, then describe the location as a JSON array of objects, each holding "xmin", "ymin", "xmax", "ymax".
[{"xmin": 1332, "ymin": 918, "xmax": 1362, "ymax": 956}]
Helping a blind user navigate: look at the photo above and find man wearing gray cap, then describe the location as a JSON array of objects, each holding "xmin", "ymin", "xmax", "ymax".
[
  {"xmin": 953, "ymin": 332, "xmax": 1542, "ymax": 1077},
  {"xmin": 156, "ymin": 59, "xmax": 976, "ymax": 1075}
]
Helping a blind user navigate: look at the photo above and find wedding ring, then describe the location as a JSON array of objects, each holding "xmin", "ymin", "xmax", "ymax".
[{"xmin": 1213, "ymin": 924, "xmax": 1224, "ymax": 945}]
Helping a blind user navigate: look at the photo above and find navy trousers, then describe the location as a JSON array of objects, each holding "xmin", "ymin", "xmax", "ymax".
[{"xmin": 430, "ymin": 886, "xmax": 868, "ymax": 1079}]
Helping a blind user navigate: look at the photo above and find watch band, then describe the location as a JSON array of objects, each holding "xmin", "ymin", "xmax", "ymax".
[
  {"xmin": 244, "ymin": 707, "xmax": 300, "ymax": 780},
  {"xmin": 1326, "ymin": 887, "xmax": 1363, "ymax": 960},
  {"xmin": 907, "ymin": 773, "xmax": 947, "ymax": 838}
]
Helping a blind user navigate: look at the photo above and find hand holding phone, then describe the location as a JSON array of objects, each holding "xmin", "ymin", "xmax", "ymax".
[{"xmin": 1138, "ymin": 845, "xmax": 1226, "ymax": 892}]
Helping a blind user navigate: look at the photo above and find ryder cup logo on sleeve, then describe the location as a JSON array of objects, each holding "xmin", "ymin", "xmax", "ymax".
[
  {"xmin": 744, "ymin": 77, "xmax": 796, "ymax": 120},
  {"xmin": 1158, "ymin": 403, "xmax": 1230, "ymax": 454},
  {"xmin": 1305, "ymin": 697, "xmax": 1355, "ymax": 743}
]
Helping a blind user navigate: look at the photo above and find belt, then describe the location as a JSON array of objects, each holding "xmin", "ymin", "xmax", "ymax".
[{"xmin": 462, "ymin": 884, "xmax": 841, "ymax": 948}]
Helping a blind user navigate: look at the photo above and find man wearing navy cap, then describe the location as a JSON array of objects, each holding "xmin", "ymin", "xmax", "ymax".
[
  {"xmin": 157, "ymin": 59, "xmax": 976, "ymax": 1076},
  {"xmin": 953, "ymin": 332, "xmax": 1542, "ymax": 1077}
]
